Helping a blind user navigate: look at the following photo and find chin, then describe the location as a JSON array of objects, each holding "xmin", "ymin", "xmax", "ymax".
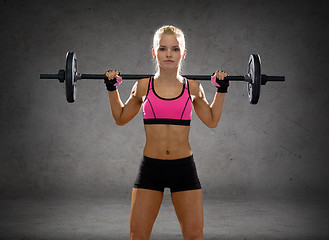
[{"xmin": 160, "ymin": 65, "xmax": 179, "ymax": 71}]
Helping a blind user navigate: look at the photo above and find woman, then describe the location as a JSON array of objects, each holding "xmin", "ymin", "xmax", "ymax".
[{"xmin": 105, "ymin": 25, "xmax": 228, "ymax": 240}]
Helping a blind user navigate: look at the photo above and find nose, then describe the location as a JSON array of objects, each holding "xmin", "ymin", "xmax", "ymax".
[{"xmin": 166, "ymin": 49, "xmax": 172, "ymax": 58}]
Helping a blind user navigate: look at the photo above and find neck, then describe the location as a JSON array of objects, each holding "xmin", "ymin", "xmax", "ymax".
[{"xmin": 155, "ymin": 68, "xmax": 182, "ymax": 83}]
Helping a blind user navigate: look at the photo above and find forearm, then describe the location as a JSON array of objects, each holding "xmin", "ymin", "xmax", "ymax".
[
  {"xmin": 209, "ymin": 92, "xmax": 226, "ymax": 127},
  {"xmin": 108, "ymin": 90, "xmax": 124, "ymax": 123}
]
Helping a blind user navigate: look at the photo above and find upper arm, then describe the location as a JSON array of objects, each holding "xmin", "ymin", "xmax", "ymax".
[
  {"xmin": 189, "ymin": 80, "xmax": 215, "ymax": 127},
  {"xmin": 116, "ymin": 78, "xmax": 148, "ymax": 125},
  {"xmin": 190, "ymin": 80, "xmax": 210, "ymax": 113}
]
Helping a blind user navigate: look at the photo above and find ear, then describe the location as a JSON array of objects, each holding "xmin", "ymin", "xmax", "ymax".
[
  {"xmin": 152, "ymin": 48, "xmax": 156, "ymax": 59},
  {"xmin": 182, "ymin": 49, "xmax": 187, "ymax": 59}
]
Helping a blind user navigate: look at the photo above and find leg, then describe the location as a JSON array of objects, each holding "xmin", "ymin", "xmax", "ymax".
[
  {"xmin": 171, "ymin": 189, "xmax": 204, "ymax": 240},
  {"xmin": 129, "ymin": 188, "xmax": 164, "ymax": 240}
]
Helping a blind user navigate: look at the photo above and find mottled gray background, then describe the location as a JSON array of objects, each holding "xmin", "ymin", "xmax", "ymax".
[{"xmin": 1, "ymin": 0, "xmax": 328, "ymax": 200}]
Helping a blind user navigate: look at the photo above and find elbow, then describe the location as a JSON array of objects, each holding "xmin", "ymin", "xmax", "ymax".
[
  {"xmin": 207, "ymin": 120, "xmax": 219, "ymax": 128},
  {"xmin": 207, "ymin": 114, "xmax": 222, "ymax": 128},
  {"xmin": 201, "ymin": 118, "xmax": 219, "ymax": 128},
  {"xmin": 113, "ymin": 113, "xmax": 127, "ymax": 126},
  {"xmin": 208, "ymin": 122, "xmax": 218, "ymax": 128},
  {"xmin": 115, "ymin": 120, "xmax": 126, "ymax": 126},
  {"xmin": 114, "ymin": 116, "xmax": 127, "ymax": 126}
]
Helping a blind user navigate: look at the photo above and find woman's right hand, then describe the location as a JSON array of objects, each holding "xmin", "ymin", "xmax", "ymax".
[
  {"xmin": 105, "ymin": 70, "xmax": 120, "ymax": 80},
  {"xmin": 104, "ymin": 70, "xmax": 122, "ymax": 91}
]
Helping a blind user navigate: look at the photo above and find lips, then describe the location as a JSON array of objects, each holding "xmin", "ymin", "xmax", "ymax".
[{"xmin": 164, "ymin": 60, "xmax": 174, "ymax": 63}]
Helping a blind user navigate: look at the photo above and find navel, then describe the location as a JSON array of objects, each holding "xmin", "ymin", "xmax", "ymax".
[{"xmin": 166, "ymin": 150, "xmax": 170, "ymax": 155}]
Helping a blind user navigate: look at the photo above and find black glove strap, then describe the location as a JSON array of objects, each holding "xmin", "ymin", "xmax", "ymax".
[
  {"xmin": 104, "ymin": 78, "xmax": 117, "ymax": 91},
  {"xmin": 104, "ymin": 70, "xmax": 117, "ymax": 91},
  {"xmin": 215, "ymin": 78, "xmax": 229, "ymax": 93},
  {"xmin": 217, "ymin": 85, "xmax": 228, "ymax": 93}
]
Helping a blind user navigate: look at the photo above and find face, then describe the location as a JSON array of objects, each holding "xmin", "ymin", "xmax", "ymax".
[{"xmin": 152, "ymin": 34, "xmax": 186, "ymax": 71}]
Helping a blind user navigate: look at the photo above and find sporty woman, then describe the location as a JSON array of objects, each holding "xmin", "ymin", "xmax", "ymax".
[{"xmin": 105, "ymin": 25, "xmax": 229, "ymax": 240}]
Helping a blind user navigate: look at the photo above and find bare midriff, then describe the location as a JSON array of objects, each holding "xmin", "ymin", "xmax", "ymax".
[{"xmin": 143, "ymin": 124, "xmax": 192, "ymax": 160}]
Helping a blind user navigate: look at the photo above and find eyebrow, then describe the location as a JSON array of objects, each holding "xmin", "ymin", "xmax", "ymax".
[{"xmin": 159, "ymin": 45, "xmax": 180, "ymax": 48}]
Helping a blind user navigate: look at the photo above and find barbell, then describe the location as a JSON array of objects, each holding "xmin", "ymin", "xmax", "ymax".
[{"xmin": 40, "ymin": 52, "xmax": 285, "ymax": 104}]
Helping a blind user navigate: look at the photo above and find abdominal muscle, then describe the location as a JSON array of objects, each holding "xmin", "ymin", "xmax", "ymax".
[{"xmin": 143, "ymin": 124, "xmax": 192, "ymax": 160}]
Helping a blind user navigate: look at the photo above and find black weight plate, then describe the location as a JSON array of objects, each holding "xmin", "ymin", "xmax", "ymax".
[
  {"xmin": 247, "ymin": 54, "xmax": 261, "ymax": 104},
  {"xmin": 65, "ymin": 52, "xmax": 77, "ymax": 103}
]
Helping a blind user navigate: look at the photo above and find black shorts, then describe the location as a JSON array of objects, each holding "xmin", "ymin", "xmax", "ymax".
[{"xmin": 134, "ymin": 155, "xmax": 201, "ymax": 193}]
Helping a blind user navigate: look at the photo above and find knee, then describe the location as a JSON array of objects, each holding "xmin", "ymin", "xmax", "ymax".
[
  {"xmin": 183, "ymin": 225, "xmax": 204, "ymax": 240},
  {"xmin": 130, "ymin": 216, "xmax": 154, "ymax": 240},
  {"xmin": 129, "ymin": 231, "xmax": 149, "ymax": 240},
  {"xmin": 184, "ymin": 232, "xmax": 204, "ymax": 240}
]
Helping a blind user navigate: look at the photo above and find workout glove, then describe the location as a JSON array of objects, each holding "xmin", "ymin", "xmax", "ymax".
[
  {"xmin": 211, "ymin": 74, "xmax": 229, "ymax": 93},
  {"xmin": 104, "ymin": 70, "xmax": 122, "ymax": 91}
]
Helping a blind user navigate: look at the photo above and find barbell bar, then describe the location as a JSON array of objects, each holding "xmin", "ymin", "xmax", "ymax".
[{"xmin": 40, "ymin": 52, "xmax": 285, "ymax": 104}]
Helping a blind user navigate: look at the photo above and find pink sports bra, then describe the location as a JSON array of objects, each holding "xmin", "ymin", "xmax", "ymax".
[{"xmin": 143, "ymin": 77, "xmax": 192, "ymax": 126}]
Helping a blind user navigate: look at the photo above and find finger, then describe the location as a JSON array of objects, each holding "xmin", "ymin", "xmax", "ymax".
[
  {"xmin": 107, "ymin": 73, "xmax": 113, "ymax": 79},
  {"xmin": 218, "ymin": 71, "xmax": 224, "ymax": 80},
  {"xmin": 221, "ymin": 71, "xmax": 226, "ymax": 80},
  {"xmin": 108, "ymin": 72, "xmax": 116, "ymax": 80},
  {"xmin": 107, "ymin": 72, "xmax": 113, "ymax": 79},
  {"xmin": 106, "ymin": 70, "xmax": 113, "ymax": 78}
]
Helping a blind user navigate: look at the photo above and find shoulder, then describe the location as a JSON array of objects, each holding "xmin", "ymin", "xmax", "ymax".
[
  {"xmin": 136, "ymin": 77, "xmax": 150, "ymax": 91},
  {"xmin": 187, "ymin": 79, "xmax": 202, "ymax": 97},
  {"xmin": 132, "ymin": 77, "xmax": 150, "ymax": 98},
  {"xmin": 137, "ymin": 77, "xmax": 150, "ymax": 85}
]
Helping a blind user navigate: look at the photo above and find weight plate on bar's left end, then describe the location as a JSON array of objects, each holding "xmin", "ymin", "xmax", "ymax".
[
  {"xmin": 247, "ymin": 54, "xmax": 261, "ymax": 104},
  {"xmin": 65, "ymin": 52, "xmax": 77, "ymax": 103}
]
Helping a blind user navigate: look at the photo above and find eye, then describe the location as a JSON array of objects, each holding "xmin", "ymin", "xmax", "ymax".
[
  {"xmin": 159, "ymin": 47, "xmax": 166, "ymax": 51},
  {"xmin": 174, "ymin": 48, "xmax": 180, "ymax": 52}
]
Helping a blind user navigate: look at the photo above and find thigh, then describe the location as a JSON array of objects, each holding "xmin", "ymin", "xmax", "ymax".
[
  {"xmin": 171, "ymin": 189, "xmax": 204, "ymax": 235},
  {"xmin": 130, "ymin": 188, "xmax": 164, "ymax": 238}
]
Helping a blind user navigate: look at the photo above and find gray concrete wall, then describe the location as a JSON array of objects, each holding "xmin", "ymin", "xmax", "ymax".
[{"xmin": 1, "ymin": 0, "xmax": 328, "ymax": 199}]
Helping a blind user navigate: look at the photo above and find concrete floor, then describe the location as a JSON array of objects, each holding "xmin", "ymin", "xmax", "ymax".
[{"xmin": 0, "ymin": 193, "xmax": 328, "ymax": 240}]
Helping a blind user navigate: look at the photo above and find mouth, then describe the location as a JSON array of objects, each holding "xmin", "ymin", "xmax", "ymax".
[{"xmin": 164, "ymin": 60, "xmax": 174, "ymax": 63}]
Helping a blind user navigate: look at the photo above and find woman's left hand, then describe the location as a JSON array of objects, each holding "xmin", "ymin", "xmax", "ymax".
[
  {"xmin": 214, "ymin": 70, "xmax": 228, "ymax": 80},
  {"xmin": 211, "ymin": 71, "xmax": 230, "ymax": 93}
]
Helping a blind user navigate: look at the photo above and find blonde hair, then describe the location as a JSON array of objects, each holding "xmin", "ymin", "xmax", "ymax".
[
  {"xmin": 152, "ymin": 25, "xmax": 186, "ymax": 74},
  {"xmin": 153, "ymin": 25, "xmax": 186, "ymax": 50}
]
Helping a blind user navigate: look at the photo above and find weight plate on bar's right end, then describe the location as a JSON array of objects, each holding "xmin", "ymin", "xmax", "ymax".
[
  {"xmin": 247, "ymin": 54, "xmax": 261, "ymax": 104},
  {"xmin": 65, "ymin": 52, "xmax": 77, "ymax": 103}
]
